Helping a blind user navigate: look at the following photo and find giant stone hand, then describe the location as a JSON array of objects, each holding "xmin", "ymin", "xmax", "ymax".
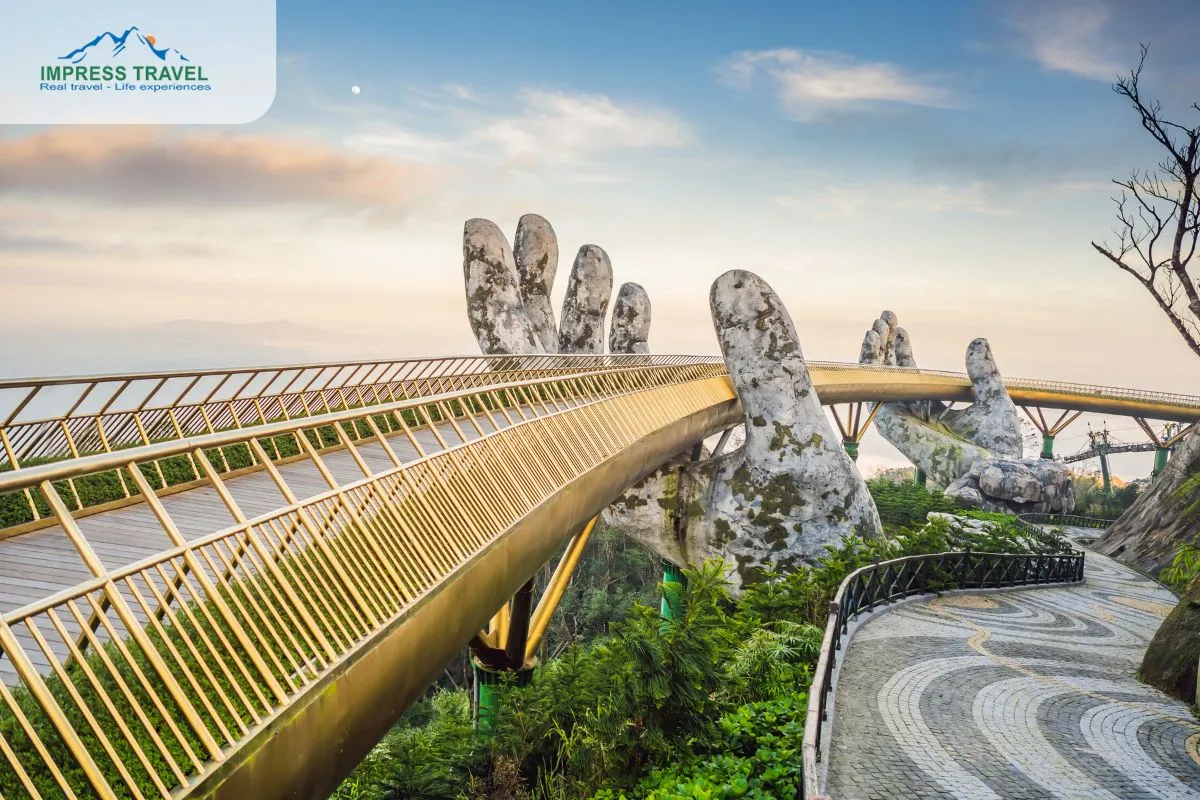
[
  {"xmin": 464, "ymin": 221, "xmax": 882, "ymax": 591},
  {"xmin": 859, "ymin": 313, "xmax": 1074, "ymax": 514},
  {"xmin": 858, "ymin": 313, "xmax": 1022, "ymax": 487},
  {"xmin": 463, "ymin": 215, "xmax": 648, "ymax": 355},
  {"xmin": 606, "ymin": 271, "xmax": 882, "ymax": 591}
]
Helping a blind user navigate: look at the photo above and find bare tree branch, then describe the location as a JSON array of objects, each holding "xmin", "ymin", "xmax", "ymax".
[{"xmin": 1095, "ymin": 43, "xmax": 1200, "ymax": 358}]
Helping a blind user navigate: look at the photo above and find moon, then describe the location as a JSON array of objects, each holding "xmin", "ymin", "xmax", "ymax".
[{"xmin": 351, "ymin": 85, "xmax": 361, "ymax": 95}]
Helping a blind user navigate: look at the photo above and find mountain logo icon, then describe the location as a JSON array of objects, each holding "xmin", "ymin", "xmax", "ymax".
[{"xmin": 59, "ymin": 26, "xmax": 190, "ymax": 64}]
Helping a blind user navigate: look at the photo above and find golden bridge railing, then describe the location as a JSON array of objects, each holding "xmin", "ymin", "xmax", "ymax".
[
  {"xmin": 0, "ymin": 355, "xmax": 722, "ymax": 528},
  {"xmin": 0, "ymin": 359, "xmax": 734, "ymax": 799},
  {"xmin": 807, "ymin": 361, "xmax": 1200, "ymax": 413},
  {"xmin": 0, "ymin": 354, "xmax": 721, "ymax": 469}
]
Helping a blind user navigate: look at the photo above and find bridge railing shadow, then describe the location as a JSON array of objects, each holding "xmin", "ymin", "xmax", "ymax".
[{"xmin": 802, "ymin": 545, "xmax": 1086, "ymax": 800}]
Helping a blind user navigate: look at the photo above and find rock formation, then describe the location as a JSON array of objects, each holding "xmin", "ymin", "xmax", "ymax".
[
  {"xmin": 1094, "ymin": 428, "xmax": 1200, "ymax": 576},
  {"xmin": 463, "ymin": 219, "xmax": 882, "ymax": 591},
  {"xmin": 859, "ymin": 312, "xmax": 1075, "ymax": 515},
  {"xmin": 605, "ymin": 271, "xmax": 883, "ymax": 590},
  {"xmin": 944, "ymin": 459, "xmax": 1075, "ymax": 515},
  {"xmin": 1092, "ymin": 428, "xmax": 1200, "ymax": 704},
  {"xmin": 463, "ymin": 214, "xmax": 642, "ymax": 356}
]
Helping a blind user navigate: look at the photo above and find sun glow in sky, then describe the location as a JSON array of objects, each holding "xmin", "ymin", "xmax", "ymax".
[{"xmin": 2, "ymin": 0, "xmax": 1198, "ymax": 479}]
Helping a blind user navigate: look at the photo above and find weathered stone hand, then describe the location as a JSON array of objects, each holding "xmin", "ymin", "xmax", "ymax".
[
  {"xmin": 859, "ymin": 313, "xmax": 1074, "ymax": 514},
  {"xmin": 607, "ymin": 271, "xmax": 882, "ymax": 591},
  {"xmin": 463, "ymin": 215, "xmax": 649, "ymax": 355},
  {"xmin": 858, "ymin": 313, "xmax": 1023, "ymax": 487}
]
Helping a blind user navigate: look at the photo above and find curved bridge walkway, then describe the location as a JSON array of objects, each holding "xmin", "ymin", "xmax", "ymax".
[{"xmin": 826, "ymin": 540, "xmax": 1200, "ymax": 800}]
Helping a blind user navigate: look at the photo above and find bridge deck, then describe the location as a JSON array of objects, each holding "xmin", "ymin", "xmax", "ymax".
[{"xmin": 0, "ymin": 400, "xmax": 551, "ymax": 683}]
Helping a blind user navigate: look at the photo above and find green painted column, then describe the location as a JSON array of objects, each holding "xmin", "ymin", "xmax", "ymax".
[
  {"xmin": 1099, "ymin": 451, "xmax": 1112, "ymax": 494},
  {"xmin": 472, "ymin": 659, "xmax": 532, "ymax": 733},
  {"xmin": 1153, "ymin": 447, "xmax": 1170, "ymax": 478},
  {"xmin": 473, "ymin": 660, "xmax": 501, "ymax": 734},
  {"xmin": 842, "ymin": 440, "xmax": 859, "ymax": 461},
  {"xmin": 661, "ymin": 560, "xmax": 685, "ymax": 620},
  {"xmin": 1041, "ymin": 433, "xmax": 1055, "ymax": 460},
  {"xmin": 914, "ymin": 468, "xmax": 927, "ymax": 487}
]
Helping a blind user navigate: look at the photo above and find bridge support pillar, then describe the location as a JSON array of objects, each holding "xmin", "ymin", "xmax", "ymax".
[
  {"xmin": 661, "ymin": 560, "xmax": 686, "ymax": 620},
  {"xmin": 469, "ymin": 578, "xmax": 536, "ymax": 733},
  {"xmin": 468, "ymin": 518, "xmax": 601, "ymax": 733},
  {"xmin": 1020, "ymin": 407, "xmax": 1081, "ymax": 462},
  {"xmin": 831, "ymin": 403, "xmax": 877, "ymax": 466},
  {"xmin": 471, "ymin": 659, "xmax": 533, "ymax": 734},
  {"xmin": 1099, "ymin": 451, "xmax": 1112, "ymax": 494},
  {"xmin": 1041, "ymin": 433, "xmax": 1055, "ymax": 460},
  {"xmin": 1153, "ymin": 446, "xmax": 1170, "ymax": 478}
]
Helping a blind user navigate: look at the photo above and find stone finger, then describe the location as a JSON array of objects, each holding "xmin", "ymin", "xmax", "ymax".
[
  {"xmin": 894, "ymin": 327, "xmax": 917, "ymax": 367},
  {"xmin": 513, "ymin": 214, "xmax": 559, "ymax": 353},
  {"xmin": 558, "ymin": 245, "xmax": 613, "ymax": 354},
  {"xmin": 608, "ymin": 282, "xmax": 651, "ymax": 354},
  {"xmin": 463, "ymin": 218, "xmax": 542, "ymax": 355},
  {"xmin": 860, "ymin": 329, "xmax": 884, "ymax": 364}
]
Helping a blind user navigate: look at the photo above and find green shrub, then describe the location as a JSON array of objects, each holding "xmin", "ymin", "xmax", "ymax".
[
  {"xmin": 866, "ymin": 478, "xmax": 962, "ymax": 533},
  {"xmin": 621, "ymin": 691, "xmax": 808, "ymax": 800}
]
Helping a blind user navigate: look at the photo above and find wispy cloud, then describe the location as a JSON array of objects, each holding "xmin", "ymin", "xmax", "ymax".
[
  {"xmin": 443, "ymin": 83, "xmax": 478, "ymax": 102},
  {"xmin": 718, "ymin": 48, "xmax": 953, "ymax": 120},
  {"xmin": 342, "ymin": 86, "xmax": 692, "ymax": 168},
  {"xmin": 1010, "ymin": 0, "xmax": 1123, "ymax": 81},
  {"xmin": 473, "ymin": 89, "xmax": 693, "ymax": 163},
  {"xmin": 0, "ymin": 128, "xmax": 446, "ymax": 208}
]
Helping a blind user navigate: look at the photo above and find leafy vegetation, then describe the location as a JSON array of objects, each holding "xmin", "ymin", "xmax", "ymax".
[
  {"xmin": 1068, "ymin": 472, "xmax": 1146, "ymax": 519},
  {"xmin": 334, "ymin": 481, "xmax": 1073, "ymax": 800},
  {"xmin": 1160, "ymin": 471, "xmax": 1200, "ymax": 593},
  {"xmin": 864, "ymin": 478, "xmax": 962, "ymax": 533}
]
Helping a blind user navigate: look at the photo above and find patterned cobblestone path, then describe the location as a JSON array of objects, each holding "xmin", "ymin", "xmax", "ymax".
[{"xmin": 826, "ymin": 540, "xmax": 1200, "ymax": 799}]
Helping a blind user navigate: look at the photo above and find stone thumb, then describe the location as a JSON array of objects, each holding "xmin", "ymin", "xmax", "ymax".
[
  {"xmin": 710, "ymin": 270, "xmax": 839, "ymax": 463},
  {"xmin": 964, "ymin": 338, "xmax": 1008, "ymax": 404}
]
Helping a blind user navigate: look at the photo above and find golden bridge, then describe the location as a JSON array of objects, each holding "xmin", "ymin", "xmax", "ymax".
[{"xmin": 0, "ymin": 354, "xmax": 1195, "ymax": 800}]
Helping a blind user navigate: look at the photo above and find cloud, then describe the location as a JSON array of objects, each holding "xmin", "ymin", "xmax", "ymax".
[
  {"xmin": 0, "ymin": 128, "xmax": 445, "ymax": 208},
  {"xmin": 340, "ymin": 87, "xmax": 693, "ymax": 169},
  {"xmin": 443, "ymin": 83, "xmax": 477, "ymax": 101},
  {"xmin": 1010, "ymin": 1, "xmax": 1122, "ymax": 80},
  {"xmin": 719, "ymin": 48, "xmax": 953, "ymax": 120},
  {"xmin": 471, "ymin": 89, "xmax": 693, "ymax": 163},
  {"xmin": 1004, "ymin": 0, "xmax": 1200, "ymax": 82}
]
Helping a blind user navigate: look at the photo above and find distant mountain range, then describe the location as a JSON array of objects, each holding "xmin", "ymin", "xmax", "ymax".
[{"xmin": 60, "ymin": 26, "xmax": 188, "ymax": 64}]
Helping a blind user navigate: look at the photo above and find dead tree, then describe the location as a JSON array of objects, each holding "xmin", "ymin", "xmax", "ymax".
[{"xmin": 1092, "ymin": 43, "xmax": 1200, "ymax": 357}]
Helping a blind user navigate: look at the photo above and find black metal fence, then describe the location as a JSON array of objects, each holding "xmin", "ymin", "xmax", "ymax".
[
  {"xmin": 1016, "ymin": 513, "xmax": 1115, "ymax": 529},
  {"xmin": 801, "ymin": 547, "xmax": 1085, "ymax": 799}
]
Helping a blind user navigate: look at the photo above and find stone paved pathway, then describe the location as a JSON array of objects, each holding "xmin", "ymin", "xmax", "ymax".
[{"xmin": 826, "ymin": 537, "xmax": 1200, "ymax": 799}]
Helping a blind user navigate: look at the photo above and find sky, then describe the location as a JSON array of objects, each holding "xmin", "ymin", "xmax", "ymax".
[{"xmin": 2, "ymin": 0, "xmax": 1199, "ymax": 480}]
